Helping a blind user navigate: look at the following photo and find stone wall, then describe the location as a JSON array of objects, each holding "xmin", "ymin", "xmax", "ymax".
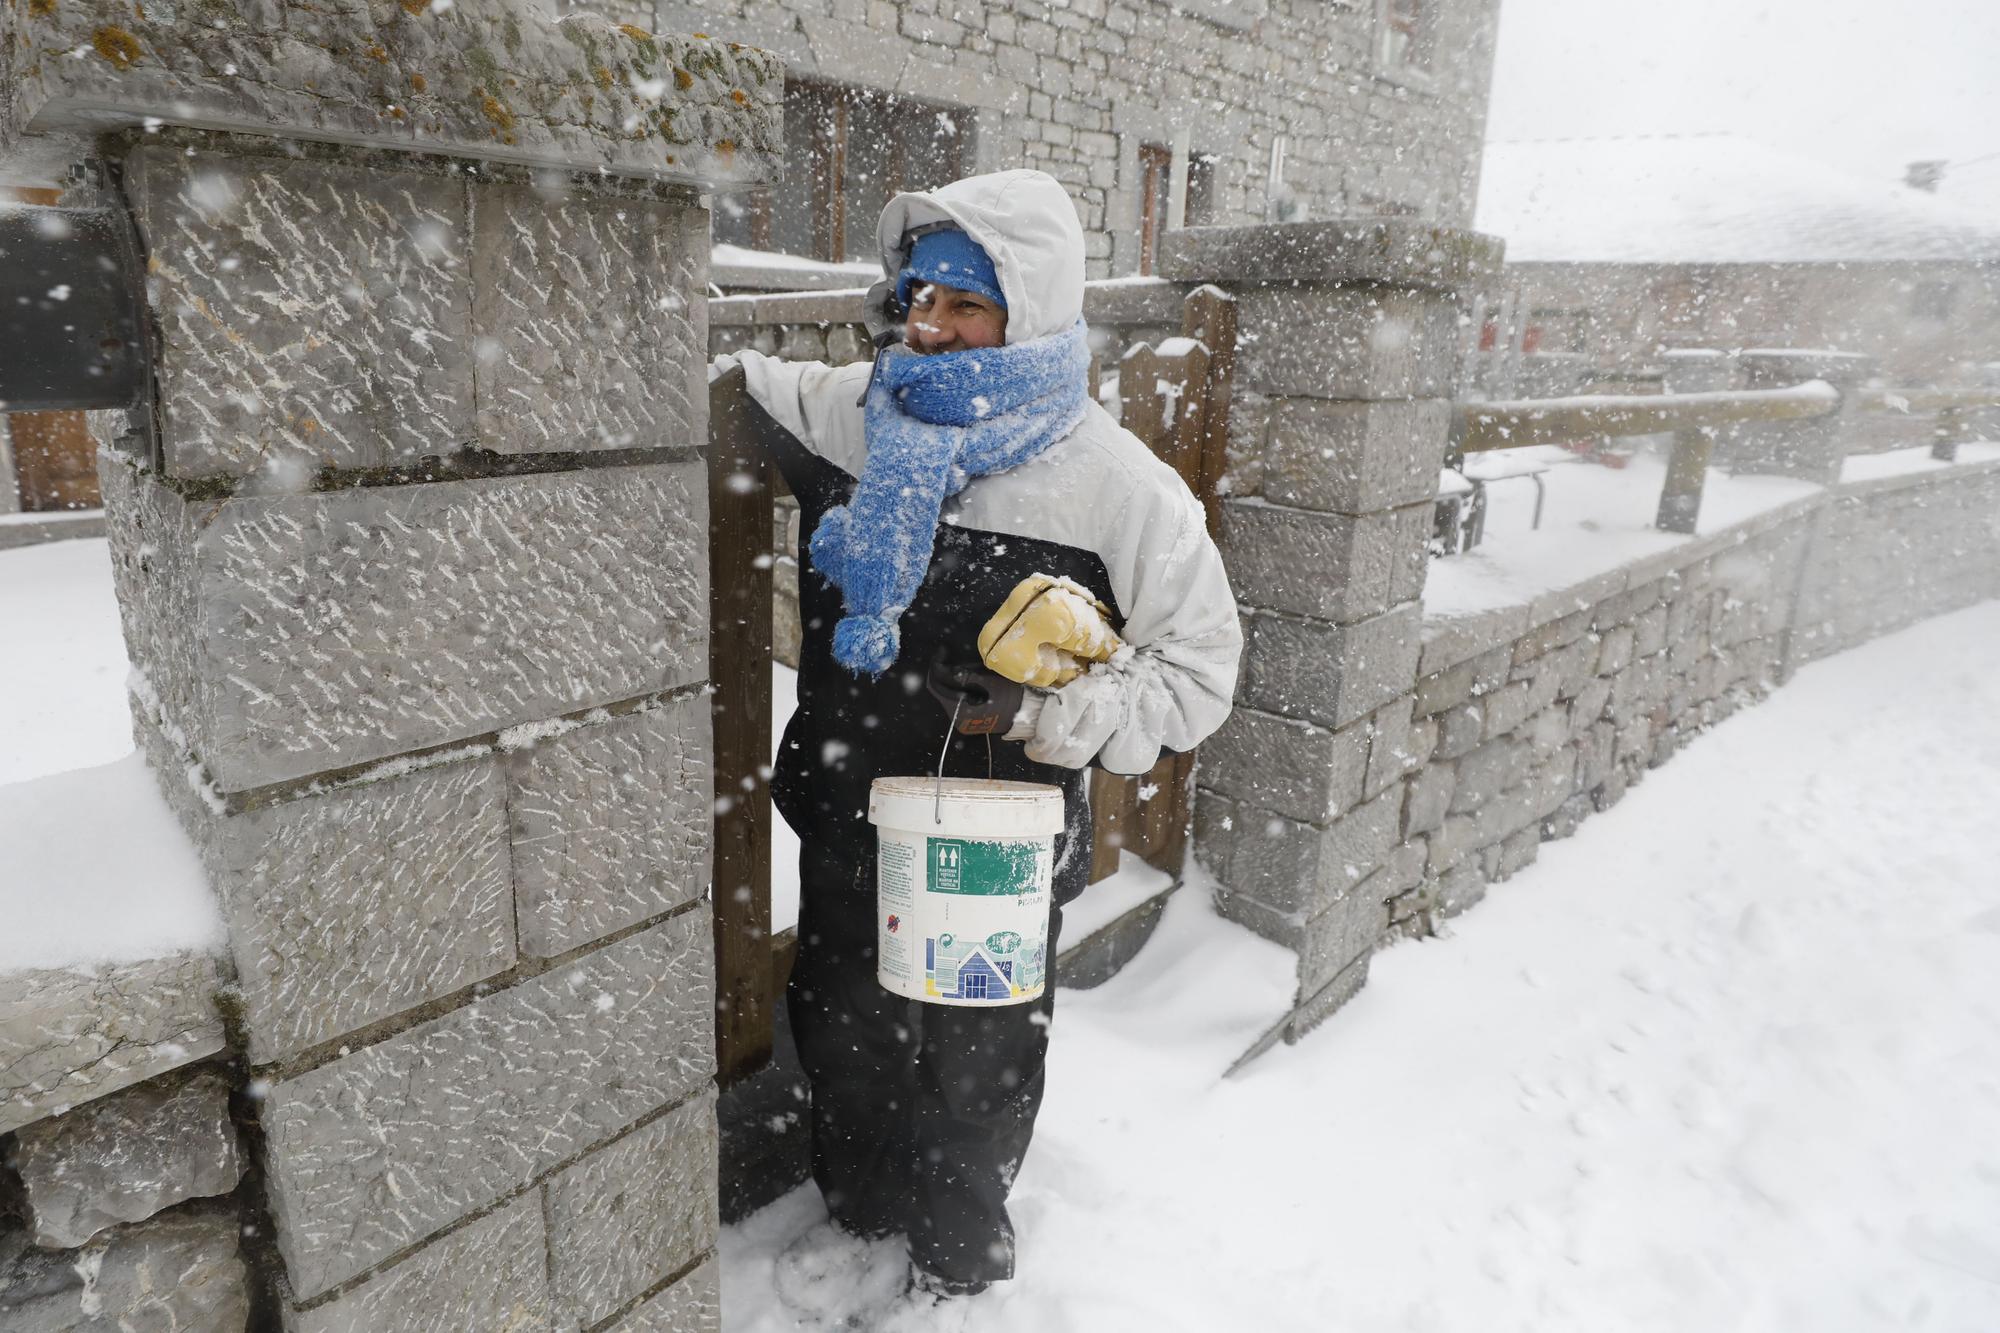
[
  {"xmin": 96, "ymin": 151, "xmax": 721, "ymax": 1329},
  {"xmin": 1794, "ymin": 458, "xmax": 2000, "ymax": 661},
  {"xmin": 1, "ymin": 2, "xmax": 774, "ymax": 1326},
  {"xmin": 594, "ymin": 0, "xmax": 1500, "ymax": 275},
  {"xmin": 1196, "ymin": 425, "xmax": 2000, "ymax": 1039},
  {"xmin": 2, "ymin": 1048, "xmax": 249, "ymax": 1330}
]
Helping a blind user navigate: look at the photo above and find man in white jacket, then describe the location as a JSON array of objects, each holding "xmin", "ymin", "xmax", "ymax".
[{"xmin": 715, "ymin": 169, "xmax": 1240, "ymax": 1296}]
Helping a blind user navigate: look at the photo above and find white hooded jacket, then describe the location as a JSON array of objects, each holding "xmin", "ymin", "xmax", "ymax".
[{"xmin": 718, "ymin": 170, "xmax": 1240, "ymax": 776}]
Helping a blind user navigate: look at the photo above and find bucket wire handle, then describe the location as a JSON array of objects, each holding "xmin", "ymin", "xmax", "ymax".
[{"xmin": 935, "ymin": 695, "xmax": 963, "ymax": 824}]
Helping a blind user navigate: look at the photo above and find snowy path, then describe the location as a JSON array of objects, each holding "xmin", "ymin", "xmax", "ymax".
[{"xmin": 722, "ymin": 600, "xmax": 2000, "ymax": 1333}]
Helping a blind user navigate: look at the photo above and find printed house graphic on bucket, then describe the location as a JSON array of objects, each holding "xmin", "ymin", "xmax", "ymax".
[{"xmin": 923, "ymin": 838, "xmax": 1046, "ymax": 1000}]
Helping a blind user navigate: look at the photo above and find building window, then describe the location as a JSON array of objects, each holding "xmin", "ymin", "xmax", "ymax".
[
  {"xmin": 1377, "ymin": 0, "xmax": 1432, "ymax": 72},
  {"xmin": 714, "ymin": 79, "xmax": 968, "ymax": 262}
]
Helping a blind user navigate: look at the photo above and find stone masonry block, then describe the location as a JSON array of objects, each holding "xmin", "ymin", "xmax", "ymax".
[
  {"xmin": 1542, "ymin": 792, "xmax": 1594, "ymax": 842},
  {"xmin": 1317, "ymin": 785, "xmax": 1404, "ymax": 892},
  {"xmin": 1513, "ymin": 635, "xmax": 1597, "ymax": 704},
  {"xmin": 1402, "ymin": 761, "xmax": 1455, "ymax": 837},
  {"xmin": 1261, "ymin": 398, "xmax": 1450, "ymax": 514},
  {"xmin": 1449, "ymin": 737, "xmax": 1528, "ymax": 813},
  {"xmin": 207, "ymin": 752, "xmax": 515, "ymax": 1063},
  {"xmin": 263, "ymin": 911, "xmax": 715, "ymax": 1300},
  {"xmin": 14, "ymin": 1069, "xmax": 242, "ymax": 1250},
  {"xmin": 1413, "ymin": 661, "xmax": 1474, "ymax": 718},
  {"xmin": 4, "ymin": 5, "xmax": 782, "ymax": 187},
  {"xmin": 471, "ymin": 184, "xmax": 707, "ymax": 455},
  {"xmin": 1633, "ymin": 604, "xmax": 1670, "ymax": 658},
  {"xmin": 104, "ymin": 460, "xmax": 708, "ymax": 792},
  {"xmin": 1387, "ymin": 502, "xmax": 1432, "ymax": 606},
  {"xmin": 546, "ymin": 1091, "xmax": 720, "ymax": 1330},
  {"xmin": 1288, "ymin": 951, "xmax": 1371, "ymax": 1039},
  {"xmin": 1234, "ymin": 285, "xmax": 1461, "ymax": 400},
  {"xmin": 1296, "ymin": 877, "xmax": 1388, "ymax": 998},
  {"xmin": 1475, "ymin": 680, "xmax": 1536, "ymax": 741},
  {"xmin": 606, "ymin": 1258, "xmax": 721, "ymax": 1333},
  {"xmin": 0, "ymin": 1208, "xmax": 248, "ymax": 1333},
  {"xmin": 1362, "ymin": 695, "xmax": 1417, "ymax": 798},
  {"xmin": 1429, "ymin": 781, "xmax": 1536, "ymax": 874},
  {"xmin": 126, "ymin": 147, "xmax": 472, "ymax": 480},
  {"xmin": 1433, "ymin": 702, "xmax": 1484, "ymax": 760},
  {"xmin": 1194, "ymin": 783, "xmax": 1397, "ymax": 920},
  {"xmin": 0, "ymin": 952, "xmax": 226, "ymax": 1138},
  {"xmin": 1200, "ymin": 706, "xmax": 1368, "ymax": 825},
  {"xmin": 1434, "ymin": 862, "xmax": 1486, "ymax": 919},
  {"xmin": 288, "ymin": 1194, "xmax": 550, "ymax": 1333},
  {"xmin": 1242, "ymin": 602, "xmax": 1423, "ymax": 730},
  {"xmin": 1483, "ymin": 827, "xmax": 1539, "ymax": 882},
  {"xmin": 1596, "ymin": 624, "xmax": 1637, "ymax": 675},
  {"xmin": 1223, "ymin": 500, "xmax": 1398, "ymax": 624},
  {"xmin": 1192, "ymin": 791, "xmax": 1319, "ymax": 915},
  {"xmin": 510, "ymin": 698, "xmax": 713, "ymax": 959},
  {"xmin": 1511, "ymin": 607, "xmax": 1595, "ymax": 664}
]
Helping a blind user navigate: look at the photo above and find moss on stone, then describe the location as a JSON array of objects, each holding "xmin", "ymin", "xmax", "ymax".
[{"xmin": 92, "ymin": 24, "xmax": 144, "ymax": 69}]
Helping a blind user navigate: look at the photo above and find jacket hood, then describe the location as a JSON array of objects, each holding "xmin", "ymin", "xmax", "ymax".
[{"xmin": 868, "ymin": 170, "xmax": 1087, "ymax": 345}]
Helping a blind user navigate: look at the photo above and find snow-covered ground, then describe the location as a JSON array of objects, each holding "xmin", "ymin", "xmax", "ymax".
[
  {"xmin": 723, "ymin": 599, "xmax": 2000, "ymax": 1332},
  {"xmin": 0, "ymin": 537, "xmax": 132, "ymax": 786},
  {"xmin": 1425, "ymin": 448, "xmax": 1822, "ymax": 619}
]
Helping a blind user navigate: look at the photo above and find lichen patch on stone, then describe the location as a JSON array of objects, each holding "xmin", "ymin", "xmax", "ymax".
[{"xmin": 92, "ymin": 24, "xmax": 143, "ymax": 68}]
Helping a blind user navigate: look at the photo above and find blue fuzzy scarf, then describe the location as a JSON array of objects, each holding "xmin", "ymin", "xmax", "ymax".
[{"xmin": 810, "ymin": 319, "xmax": 1092, "ymax": 676}]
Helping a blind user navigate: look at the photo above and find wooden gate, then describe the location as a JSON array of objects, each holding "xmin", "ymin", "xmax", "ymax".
[{"xmin": 708, "ymin": 284, "xmax": 1237, "ymax": 1085}]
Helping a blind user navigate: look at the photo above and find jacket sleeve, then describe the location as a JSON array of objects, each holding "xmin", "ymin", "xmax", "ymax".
[
  {"xmin": 1018, "ymin": 483, "xmax": 1242, "ymax": 774},
  {"xmin": 711, "ymin": 349, "xmax": 871, "ymax": 476}
]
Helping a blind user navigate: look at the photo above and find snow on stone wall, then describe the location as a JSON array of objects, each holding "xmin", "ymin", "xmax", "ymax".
[{"xmin": 1196, "ymin": 449, "xmax": 2000, "ymax": 1042}]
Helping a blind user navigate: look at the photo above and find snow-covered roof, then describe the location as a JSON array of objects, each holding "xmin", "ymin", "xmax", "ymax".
[{"xmin": 1477, "ymin": 134, "xmax": 2000, "ymax": 265}]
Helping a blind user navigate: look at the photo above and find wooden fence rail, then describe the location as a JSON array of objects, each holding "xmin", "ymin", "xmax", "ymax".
[
  {"xmin": 1453, "ymin": 380, "xmax": 2000, "ymax": 536},
  {"xmin": 706, "ymin": 284, "xmax": 1237, "ymax": 1086}
]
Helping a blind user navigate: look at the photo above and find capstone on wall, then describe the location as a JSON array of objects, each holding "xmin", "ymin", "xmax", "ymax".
[{"xmin": 573, "ymin": 0, "xmax": 1501, "ymax": 275}]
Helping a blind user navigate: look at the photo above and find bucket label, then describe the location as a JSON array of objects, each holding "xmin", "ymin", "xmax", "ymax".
[
  {"xmin": 877, "ymin": 828, "xmax": 1050, "ymax": 1007},
  {"xmin": 927, "ymin": 838, "xmax": 1042, "ymax": 896}
]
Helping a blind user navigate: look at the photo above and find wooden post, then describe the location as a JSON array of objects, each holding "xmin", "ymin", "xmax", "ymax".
[
  {"xmin": 1181, "ymin": 284, "xmax": 1237, "ymax": 538},
  {"xmin": 1089, "ymin": 767, "xmax": 1134, "ymax": 883},
  {"xmin": 1932, "ymin": 406, "xmax": 1963, "ymax": 463},
  {"xmin": 708, "ymin": 370, "xmax": 775, "ymax": 1086},
  {"xmin": 1656, "ymin": 425, "xmax": 1716, "ymax": 534},
  {"xmin": 1098, "ymin": 325, "xmax": 1231, "ymax": 885}
]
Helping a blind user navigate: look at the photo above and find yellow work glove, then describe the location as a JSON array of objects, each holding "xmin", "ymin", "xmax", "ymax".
[{"xmin": 977, "ymin": 574, "xmax": 1123, "ymax": 689}]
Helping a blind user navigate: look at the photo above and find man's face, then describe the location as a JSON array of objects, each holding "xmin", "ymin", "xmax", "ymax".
[{"xmin": 904, "ymin": 282, "xmax": 1007, "ymax": 354}]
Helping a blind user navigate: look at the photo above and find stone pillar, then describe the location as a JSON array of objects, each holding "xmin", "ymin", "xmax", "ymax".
[
  {"xmin": 1160, "ymin": 221, "xmax": 1503, "ymax": 1037},
  {"xmin": 3, "ymin": 3, "xmax": 778, "ymax": 1328},
  {"xmin": 1727, "ymin": 349, "xmax": 1873, "ymax": 484}
]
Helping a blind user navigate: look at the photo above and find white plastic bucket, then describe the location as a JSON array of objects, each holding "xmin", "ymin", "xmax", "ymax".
[{"xmin": 869, "ymin": 776, "xmax": 1065, "ymax": 1007}]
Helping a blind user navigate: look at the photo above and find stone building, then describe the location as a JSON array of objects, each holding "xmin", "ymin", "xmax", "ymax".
[
  {"xmin": 568, "ymin": 0, "xmax": 1503, "ymax": 276},
  {"xmin": 1470, "ymin": 134, "xmax": 2000, "ymax": 395}
]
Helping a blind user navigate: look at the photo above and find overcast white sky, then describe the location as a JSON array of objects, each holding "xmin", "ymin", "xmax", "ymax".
[{"xmin": 1485, "ymin": 0, "xmax": 2000, "ymax": 217}]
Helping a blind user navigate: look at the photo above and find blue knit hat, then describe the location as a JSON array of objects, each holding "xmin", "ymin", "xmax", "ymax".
[{"xmin": 895, "ymin": 228, "xmax": 1006, "ymax": 311}]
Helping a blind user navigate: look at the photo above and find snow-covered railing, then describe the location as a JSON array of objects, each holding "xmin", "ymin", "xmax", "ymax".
[
  {"xmin": 1854, "ymin": 385, "xmax": 2000, "ymax": 463},
  {"xmin": 1454, "ymin": 383, "xmax": 1843, "ymax": 533},
  {"xmin": 707, "ymin": 276, "xmax": 1192, "ymax": 393}
]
